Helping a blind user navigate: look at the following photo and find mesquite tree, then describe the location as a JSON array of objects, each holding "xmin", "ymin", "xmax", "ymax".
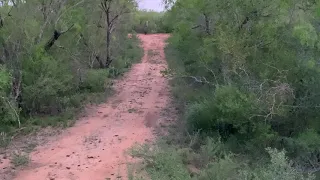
[{"xmin": 100, "ymin": 0, "xmax": 136, "ymax": 68}]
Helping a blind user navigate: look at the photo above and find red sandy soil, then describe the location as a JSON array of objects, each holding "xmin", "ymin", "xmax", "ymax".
[{"xmin": 0, "ymin": 34, "xmax": 171, "ymax": 180}]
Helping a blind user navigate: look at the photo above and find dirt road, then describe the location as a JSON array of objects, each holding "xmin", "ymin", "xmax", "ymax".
[{"xmin": 10, "ymin": 34, "xmax": 171, "ymax": 180}]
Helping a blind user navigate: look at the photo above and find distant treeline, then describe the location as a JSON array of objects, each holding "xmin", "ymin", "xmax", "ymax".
[{"xmin": 133, "ymin": 10, "xmax": 173, "ymax": 34}]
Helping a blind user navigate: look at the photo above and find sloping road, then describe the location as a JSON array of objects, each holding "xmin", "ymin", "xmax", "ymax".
[{"xmin": 12, "ymin": 34, "xmax": 171, "ymax": 180}]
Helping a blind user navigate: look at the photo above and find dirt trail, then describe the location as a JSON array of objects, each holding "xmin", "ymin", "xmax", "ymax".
[{"xmin": 9, "ymin": 34, "xmax": 171, "ymax": 180}]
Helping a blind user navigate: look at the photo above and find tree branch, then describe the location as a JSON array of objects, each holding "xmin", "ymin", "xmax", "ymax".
[
  {"xmin": 61, "ymin": 24, "xmax": 74, "ymax": 34},
  {"xmin": 0, "ymin": 5, "xmax": 14, "ymax": 28},
  {"xmin": 203, "ymin": 13, "xmax": 211, "ymax": 35},
  {"xmin": 0, "ymin": 14, "xmax": 3, "ymax": 28},
  {"xmin": 173, "ymin": 75, "xmax": 214, "ymax": 85},
  {"xmin": 44, "ymin": 24, "xmax": 74, "ymax": 51},
  {"xmin": 191, "ymin": 25, "xmax": 202, "ymax": 29}
]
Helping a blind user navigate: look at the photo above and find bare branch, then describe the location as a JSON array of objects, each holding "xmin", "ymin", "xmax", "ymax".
[
  {"xmin": 7, "ymin": 6, "xmax": 13, "ymax": 16},
  {"xmin": 200, "ymin": 62, "xmax": 218, "ymax": 84},
  {"xmin": 191, "ymin": 25, "xmax": 202, "ymax": 29},
  {"xmin": 61, "ymin": 24, "xmax": 75, "ymax": 34},
  {"xmin": 175, "ymin": 75, "xmax": 214, "ymax": 85}
]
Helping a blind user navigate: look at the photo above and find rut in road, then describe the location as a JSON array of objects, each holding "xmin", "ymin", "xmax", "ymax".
[{"xmin": 12, "ymin": 34, "xmax": 171, "ymax": 180}]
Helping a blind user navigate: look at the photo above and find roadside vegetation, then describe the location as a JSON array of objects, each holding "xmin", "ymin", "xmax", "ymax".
[
  {"xmin": 1, "ymin": 0, "xmax": 320, "ymax": 178},
  {"xmin": 133, "ymin": 10, "xmax": 172, "ymax": 34},
  {"xmin": 132, "ymin": 0, "xmax": 320, "ymax": 179},
  {"xmin": 0, "ymin": 0, "xmax": 143, "ymax": 143}
]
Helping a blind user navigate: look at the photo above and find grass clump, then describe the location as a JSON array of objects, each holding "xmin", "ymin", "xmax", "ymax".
[{"xmin": 11, "ymin": 152, "xmax": 30, "ymax": 167}]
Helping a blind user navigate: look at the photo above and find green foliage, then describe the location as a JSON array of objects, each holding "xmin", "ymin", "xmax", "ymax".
[
  {"xmin": 296, "ymin": 129, "xmax": 320, "ymax": 149},
  {"xmin": 293, "ymin": 23, "xmax": 318, "ymax": 47},
  {"xmin": 79, "ymin": 69, "xmax": 109, "ymax": 93},
  {"xmin": 133, "ymin": 10, "xmax": 173, "ymax": 34},
  {"xmin": 161, "ymin": 0, "xmax": 320, "ymax": 177},
  {"xmin": 240, "ymin": 148, "xmax": 315, "ymax": 180},
  {"xmin": 0, "ymin": 66, "xmax": 20, "ymax": 127},
  {"xmin": 22, "ymin": 50, "xmax": 75, "ymax": 114},
  {"xmin": 0, "ymin": 0, "xmax": 142, "ymax": 131},
  {"xmin": 0, "ymin": 66, "xmax": 11, "ymax": 92},
  {"xmin": 133, "ymin": 138, "xmax": 312, "ymax": 180},
  {"xmin": 197, "ymin": 155, "xmax": 239, "ymax": 180},
  {"xmin": 186, "ymin": 85, "xmax": 267, "ymax": 141},
  {"xmin": 131, "ymin": 142, "xmax": 192, "ymax": 180}
]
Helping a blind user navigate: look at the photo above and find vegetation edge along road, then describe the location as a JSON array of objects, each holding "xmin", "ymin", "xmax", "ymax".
[{"xmin": 1, "ymin": 0, "xmax": 320, "ymax": 179}]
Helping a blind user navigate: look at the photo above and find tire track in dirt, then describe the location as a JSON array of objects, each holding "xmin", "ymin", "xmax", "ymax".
[{"xmin": 8, "ymin": 34, "xmax": 171, "ymax": 180}]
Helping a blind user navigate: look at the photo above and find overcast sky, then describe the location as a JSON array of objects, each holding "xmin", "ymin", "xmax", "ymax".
[{"xmin": 138, "ymin": 0, "xmax": 165, "ymax": 12}]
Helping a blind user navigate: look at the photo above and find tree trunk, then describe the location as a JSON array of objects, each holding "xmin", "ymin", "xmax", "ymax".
[
  {"xmin": 0, "ymin": 14, "xmax": 3, "ymax": 28},
  {"xmin": 144, "ymin": 20, "xmax": 148, "ymax": 35},
  {"xmin": 239, "ymin": 10, "xmax": 258, "ymax": 30},
  {"xmin": 44, "ymin": 25, "xmax": 74, "ymax": 51},
  {"xmin": 45, "ymin": 30, "xmax": 61, "ymax": 51},
  {"xmin": 95, "ymin": 55, "xmax": 105, "ymax": 68},
  {"xmin": 100, "ymin": 0, "xmax": 130, "ymax": 68},
  {"xmin": 12, "ymin": 71, "xmax": 22, "ymax": 108},
  {"xmin": 204, "ymin": 13, "xmax": 211, "ymax": 35},
  {"xmin": 1, "ymin": 42, "xmax": 9, "ymax": 64},
  {"xmin": 106, "ymin": 29, "xmax": 112, "ymax": 68},
  {"xmin": 105, "ymin": 3, "xmax": 112, "ymax": 68}
]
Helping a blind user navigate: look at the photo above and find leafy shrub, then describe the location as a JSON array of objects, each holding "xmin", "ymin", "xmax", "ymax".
[
  {"xmin": 130, "ymin": 142, "xmax": 191, "ymax": 180},
  {"xmin": 197, "ymin": 155, "xmax": 239, "ymax": 180},
  {"xmin": 163, "ymin": 0, "xmax": 320, "ymax": 174},
  {"xmin": 186, "ymin": 98, "xmax": 215, "ymax": 132},
  {"xmin": 21, "ymin": 50, "xmax": 75, "ymax": 115},
  {"xmin": 240, "ymin": 148, "xmax": 315, "ymax": 180},
  {"xmin": 0, "ymin": 66, "xmax": 11, "ymax": 92},
  {"xmin": 132, "ymin": 138, "xmax": 313, "ymax": 180},
  {"xmin": 279, "ymin": 130, "xmax": 320, "ymax": 171},
  {"xmin": 0, "ymin": 66, "xmax": 20, "ymax": 127},
  {"xmin": 186, "ymin": 85, "xmax": 260, "ymax": 139},
  {"xmin": 79, "ymin": 69, "xmax": 109, "ymax": 93},
  {"xmin": 0, "ymin": 0, "xmax": 143, "ymax": 133}
]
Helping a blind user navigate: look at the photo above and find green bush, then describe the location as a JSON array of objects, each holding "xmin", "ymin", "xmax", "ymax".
[
  {"xmin": 240, "ymin": 148, "xmax": 315, "ymax": 180},
  {"xmin": 21, "ymin": 49, "xmax": 75, "ymax": 115},
  {"xmin": 79, "ymin": 69, "xmax": 109, "ymax": 93},
  {"xmin": 0, "ymin": 66, "xmax": 18, "ymax": 126},
  {"xmin": 133, "ymin": 138, "xmax": 313, "ymax": 180},
  {"xmin": 278, "ymin": 130, "xmax": 320, "ymax": 171},
  {"xmin": 131, "ymin": 142, "xmax": 191, "ymax": 180},
  {"xmin": 197, "ymin": 155, "xmax": 239, "ymax": 180},
  {"xmin": 163, "ymin": 0, "xmax": 320, "ymax": 173},
  {"xmin": 0, "ymin": 0, "xmax": 143, "ymax": 132},
  {"xmin": 108, "ymin": 33, "xmax": 143, "ymax": 78},
  {"xmin": 186, "ymin": 86, "xmax": 260, "ymax": 138}
]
